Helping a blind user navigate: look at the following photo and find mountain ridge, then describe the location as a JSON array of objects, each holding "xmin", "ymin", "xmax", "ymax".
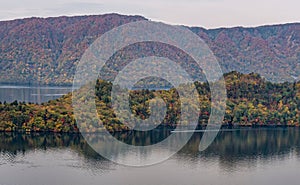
[
  {"xmin": 0, "ymin": 13, "xmax": 299, "ymax": 85},
  {"xmin": 2, "ymin": 14, "xmax": 298, "ymax": 30}
]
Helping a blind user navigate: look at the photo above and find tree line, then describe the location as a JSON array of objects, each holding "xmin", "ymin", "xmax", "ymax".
[{"xmin": 0, "ymin": 72, "xmax": 299, "ymax": 133}]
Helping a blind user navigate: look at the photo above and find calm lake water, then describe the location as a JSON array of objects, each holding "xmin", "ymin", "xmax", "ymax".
[
  {"xmin": 0, "ymin": 85, "xmax": 167, "ymax": 104},
  {"xmin": 0, "ymin": 85, "xmax": 74, "ymax": 103},
  {"xmin": 0, "ymin": 128, "xmax": 300, "ymax": 185}
]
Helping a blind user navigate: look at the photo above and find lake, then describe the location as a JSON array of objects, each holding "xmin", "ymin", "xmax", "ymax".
[
  {"xmin": 0, "ymin": 128, "xmax": 300, "ymax": 185},
  {"xmin": 0, "ymin": 85, "xmax": 168, "ymax": 104},
  {"xmin": 0, "ymin": 85, "xmax": 74, "ymax": 104}
]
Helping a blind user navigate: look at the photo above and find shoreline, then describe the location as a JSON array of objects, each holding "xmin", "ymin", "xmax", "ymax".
[{"xmin": 0, "ymin": 124, "xmax": 298, "ymax": 134}]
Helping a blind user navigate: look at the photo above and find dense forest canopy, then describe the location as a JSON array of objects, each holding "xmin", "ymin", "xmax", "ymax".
[
  {"xmin": 0, "ymin": 72, "xmax": 299, "ymax": 133},
  {"xmin": 0, "ymin": 14, "xmax": 299, "ymax": 85}
]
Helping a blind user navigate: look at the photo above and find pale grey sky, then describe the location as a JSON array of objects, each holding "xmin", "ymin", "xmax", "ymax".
[{"xmin": 0, "ymin": 0, "xmax": 299, "ymax": 28}]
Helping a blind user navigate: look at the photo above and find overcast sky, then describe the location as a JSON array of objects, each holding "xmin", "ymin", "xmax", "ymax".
[{"xmin": 0, "ymin": 0, "xmax": 299, "ymax": 28}]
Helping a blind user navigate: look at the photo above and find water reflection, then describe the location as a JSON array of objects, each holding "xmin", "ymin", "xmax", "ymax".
[
  {"xmin": 0, "ymin": 133, "xmax": 102, "ymax": 159},
  {"xmin": 178, "ymin": 128, "xmax": 300, "ymax": 172},
  {"xmin": 1, "ymin": 128, "xmax": 299, "ymax": 167},
  {"xmin": 1, "ymin": 128, "xmax": 300, "ymax": 185}
]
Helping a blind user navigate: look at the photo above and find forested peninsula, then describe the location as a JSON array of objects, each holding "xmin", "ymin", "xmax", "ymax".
[{"xmin": 0, "ymin": 72, "xmax": 299, "ymax": 133}]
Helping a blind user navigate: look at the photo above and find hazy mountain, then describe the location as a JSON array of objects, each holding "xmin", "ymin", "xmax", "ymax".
[{"xmin": 0, "ymin": 13, "xmax": 299, "ymax": 85}]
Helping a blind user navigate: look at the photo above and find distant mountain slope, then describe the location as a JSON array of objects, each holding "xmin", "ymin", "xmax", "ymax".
[
  {"xmin": 0, "ymin": 14, "xmax": 147, "ymax": 85},
  {"xmin": 191, "ymin": 23, "xmax": 300, "ymax": 82},
  {"xmin": 0, "ymin": 14, "xmax": 299, "ymax": 85}
]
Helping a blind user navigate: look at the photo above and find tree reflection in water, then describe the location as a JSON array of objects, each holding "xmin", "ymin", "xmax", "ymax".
[{"xmin": 0, "ymin": 128, "xmax": 300, "ymax": 171}]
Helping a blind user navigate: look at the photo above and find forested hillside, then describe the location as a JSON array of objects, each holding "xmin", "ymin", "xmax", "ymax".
[
  {"xmin": 0, "ymin": 72, "xmax": 299, "ymax": 132},
  {"xmin": 0, "ymin": 14, "xmax": 299, "ymax": 85}
]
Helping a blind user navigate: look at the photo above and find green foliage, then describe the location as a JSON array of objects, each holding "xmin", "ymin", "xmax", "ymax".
[{"xmin": 0, "ymin": 72, "xmax": 299, "ymax": 133}]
